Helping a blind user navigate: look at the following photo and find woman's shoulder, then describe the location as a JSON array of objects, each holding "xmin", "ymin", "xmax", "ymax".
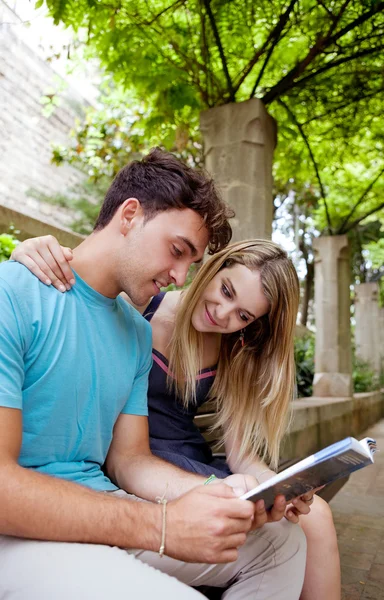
[{"xmin": 163, "ymin": 290, "xmax": 182, "ymax": 311}]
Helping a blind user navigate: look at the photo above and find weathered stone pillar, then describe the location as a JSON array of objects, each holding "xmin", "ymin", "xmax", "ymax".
[
  {"xmin": 313, "ymin": 235, "xmax": 353, "ymax": 397},
  {"xmin": 355, "ymin": 282, "xmax": 381, "ymax": 374},
  {"xmin": 200, "ymin": 99, "xmax": 276, "ymax": 241},
  {"xmin": 380, "ymin": 307, "xmax": 384, "ymax": 372}
]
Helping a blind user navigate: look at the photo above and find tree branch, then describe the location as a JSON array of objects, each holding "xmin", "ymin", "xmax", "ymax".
[
  {"xmin": 261, "ymin": 1, "xmax": 384, "ymax": 105},
  {"xmin": 338, "ymin": 166, "xmax": 384, "ymax": 234},
  {"xmin": 249, "ymin": 0, "xmax": 299, "ymax": 99},
  {"xmin": 202, "ymin": 0, "xmax": 234, "ymax": 102},
  {"xmin": 291, "ymin": 45, "xmax": 384, "ymax": 90},
  {"xmin": 302, "ymin": 88, "xmax": 384, "ymax": 124},
  {"xmin": 342, "ymin": 201, "xmax": 384, "ymax": 234},
  {"xmin": 327, "ymin": 1, "xmax": 384, "ymax": 47},
  {"xmin": 229, "ymin": 0, "xmax": 298, "ymax": 97},
  {"xmin": 278, "ymin": 99, "xmax": 333, "ymax": 233},
  {"xmin": 143, "ymin": 0, "xmax": 186, "ymax": 26}
]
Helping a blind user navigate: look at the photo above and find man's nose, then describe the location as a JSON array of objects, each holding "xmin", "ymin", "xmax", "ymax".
[{"xmin": 169, "ymin": 263, "xmax": 190, "ymax": 288}]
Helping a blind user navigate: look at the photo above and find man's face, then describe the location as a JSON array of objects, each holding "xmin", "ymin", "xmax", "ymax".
[{"xmin": 119, "ymin": 208, "xmax": 209, "ymax": 306}]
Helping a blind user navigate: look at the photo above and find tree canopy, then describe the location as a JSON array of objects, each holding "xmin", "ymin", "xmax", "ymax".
[
  {"xmin": 44, "ymin": 0, "xmax": 383, "ymax": 115},
  {"xmin": 43, "ymin": 0, "xmax": 384, "ymax": 231}
]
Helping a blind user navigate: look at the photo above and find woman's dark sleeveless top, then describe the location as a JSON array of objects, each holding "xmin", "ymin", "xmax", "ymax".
[{"xmin": 143, "ymin": 293, "xmax": 231, "ymax": 477}]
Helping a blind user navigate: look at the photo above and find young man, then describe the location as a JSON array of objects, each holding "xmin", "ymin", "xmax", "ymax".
[{"xmin": 0, "ymin": 149, "xmax": 306, "ymax": 599}]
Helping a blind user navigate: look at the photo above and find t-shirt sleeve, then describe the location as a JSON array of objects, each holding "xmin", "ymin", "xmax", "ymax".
[
  {"xmin": 0, "ymin": 276, "xmax": 27, "ymax": 409},
  {"xmin": 120, "ymin": 315, "xmax": 152, "ymax": 416}
]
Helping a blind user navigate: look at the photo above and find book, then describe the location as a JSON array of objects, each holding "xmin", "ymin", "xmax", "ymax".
[{"xmin": 240, "ymin": 437, "xmax": 377, "ymax": 508}]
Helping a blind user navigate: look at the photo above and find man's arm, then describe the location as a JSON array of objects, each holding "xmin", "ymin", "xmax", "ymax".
[
  {"xmin": 105, "ymin": 414, "xmax": 209, "ymax": 501},
  {"xmin": 0, "ymin": 406, "xmax": 162, "ymax": 548},
  {"xmin": 0, "ymin": 407, "xmax": 257, "ymax": 562}
]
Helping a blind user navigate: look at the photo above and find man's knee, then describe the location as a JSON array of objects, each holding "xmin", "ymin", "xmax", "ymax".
[{"xmin": 263, "ymin": 518, "xmax": 307, "ymax": 565}]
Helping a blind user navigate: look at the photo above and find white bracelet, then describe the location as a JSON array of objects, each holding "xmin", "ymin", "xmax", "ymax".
[{"xmin": 157, "ymin": 498, "xmax": 167, "ymax": 558}]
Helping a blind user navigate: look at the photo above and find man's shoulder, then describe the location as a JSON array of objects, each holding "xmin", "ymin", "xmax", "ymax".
[{"xmin": 0, "ymin": 261, "xmax": 40, "ymax": 293}]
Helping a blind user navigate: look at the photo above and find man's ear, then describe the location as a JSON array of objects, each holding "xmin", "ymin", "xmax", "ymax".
[{"xmin": 119, "ymin": 198, "xmax": 143, "ymax": 235}]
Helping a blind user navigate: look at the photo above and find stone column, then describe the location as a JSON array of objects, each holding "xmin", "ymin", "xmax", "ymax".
[
  {"xmin": 313, "ymin": 235, "xmax": 353, "ymax": 397},
  {"xmin": 200, "ymin": 99, "xmax": 276, "ymax": 241},
  {"xmin": 355, "ymin": 282, "xmax": 381, "ymax": 374},
  {"xmin": 377, "ymin": 305, "xmax": 384, "ymax": 378}
]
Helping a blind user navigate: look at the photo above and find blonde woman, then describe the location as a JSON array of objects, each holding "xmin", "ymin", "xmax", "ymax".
[{"xmin": 12, "ymin": 237, "xmax": 340, "ymax": 600}]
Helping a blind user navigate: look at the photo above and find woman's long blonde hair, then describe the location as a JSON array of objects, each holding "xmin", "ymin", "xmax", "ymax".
[{"xmin": 168, "ymin": 240, "xmax": 300, "ymax": 469}]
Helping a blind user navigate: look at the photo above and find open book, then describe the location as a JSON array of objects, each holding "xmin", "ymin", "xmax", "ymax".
[{"xmin": 241, "ymin": 437, "xmax": 377, "ymax": 508}]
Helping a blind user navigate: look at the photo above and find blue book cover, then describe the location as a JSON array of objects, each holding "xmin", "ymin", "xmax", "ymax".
[{"xmin": 241, "ymin": 437, "xmax": 377, "ymax": 509}]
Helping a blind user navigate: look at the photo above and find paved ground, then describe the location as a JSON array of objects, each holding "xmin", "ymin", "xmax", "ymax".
[{"xmin": 330, "ymin": 419, "xmax": 384, "ymax": 600}]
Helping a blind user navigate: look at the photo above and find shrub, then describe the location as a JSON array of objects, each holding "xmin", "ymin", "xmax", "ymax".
[
  {"xmin": 352, "ymin": 356, "xmax": 379, "ymax": 393},
  {"xmin": 294, "ymin": 334, "xmax": 315, "ymax": 398},
  {"xmin": 0, "ymin": 233, "xmax": 19, "ymax": 262}
]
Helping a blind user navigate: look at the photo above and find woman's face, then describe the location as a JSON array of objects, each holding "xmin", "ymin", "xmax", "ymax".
[{"xmin": 191, "ymin": 263, "xmax": 270, "ymax": 334}]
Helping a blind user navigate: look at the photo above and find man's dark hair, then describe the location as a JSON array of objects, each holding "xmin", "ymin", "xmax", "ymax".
[{"xmin": 94, "ymin": 147, "xmax": 233, "ymax": 253}]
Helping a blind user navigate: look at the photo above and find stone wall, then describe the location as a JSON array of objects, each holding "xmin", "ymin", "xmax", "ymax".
[
  {"xmin": 196, "ymin": 391, "xmax": 384, "ymax": 468},
  {"xmin": 0, "ymin": 3, "xmax": 87, "ymax": 233},
  {"xmin": 282, "ymin": 391, "xmax": 384, "ymax": 462}
]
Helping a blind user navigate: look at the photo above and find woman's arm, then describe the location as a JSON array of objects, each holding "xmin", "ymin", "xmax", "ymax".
[
  {"xmin": 11, "ymin": 235, "xmax": 75, "ymax": 292},
  {"xmin": 10, "ymin": 236, "xmax": 151, "ymax": 313},
  {"xmin": 224, "ymin": 433, "xmax": 276, "ymax": 484},
  {"xmin": 225, "ymin": 433, "xmax": 316, "ymax": 523}
]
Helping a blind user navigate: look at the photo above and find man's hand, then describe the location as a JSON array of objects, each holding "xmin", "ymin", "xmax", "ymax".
[
  {"xmin": 218, "ymin": 473, "xmax": 287, "ymax": 530},
  {"xmin": 165, "ymin": 483, "xmax": 255, "ymax": 564}
]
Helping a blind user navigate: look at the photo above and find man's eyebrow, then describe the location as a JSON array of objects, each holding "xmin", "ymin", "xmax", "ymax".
[
  {"xmin": 225, "ymin": 277, "xmax": 256, "ymax": 319},
  {"xmin": 176, "ymin": 236, "xmax": 198, "ymax": 257}
]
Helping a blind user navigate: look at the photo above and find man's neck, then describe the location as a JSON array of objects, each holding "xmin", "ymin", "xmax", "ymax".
[{"xmin": 70, "ymin": 233, "xmax": 120, "ymax": 299}]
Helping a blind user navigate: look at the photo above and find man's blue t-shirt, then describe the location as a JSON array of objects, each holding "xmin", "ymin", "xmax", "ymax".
[{"xmin": 0, "ymin": 261, "xmax": 152, "ymax": 491}]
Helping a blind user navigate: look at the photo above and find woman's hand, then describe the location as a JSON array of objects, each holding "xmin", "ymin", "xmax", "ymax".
[
  {"xmin": 285, "ymin": 487, "xmax": 324, "ymax": 523},
  {"xmin": 11, "ymin": 235, "xmax": 74, "ymax": 292},
  {"xmin": 220, "ymin": 474, "xmax": 287, "ymax": 530}
]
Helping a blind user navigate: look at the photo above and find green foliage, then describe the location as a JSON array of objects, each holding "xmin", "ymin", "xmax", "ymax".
[
  {"xmin": 294, "ymin": 334, "xmax": 315, "ymax": 398},
  {"xmin": 40, "ymin": 0, "xmax": 384, "ymax": 242},
  {"xmin": 294, "ymin": 334, "xmax": 382, "ymax": 397},
  {"xmin": 0, "ymin": 233, "xmax": 19, "ymax": 262},
  {"xmin": 352, "ymin": 356, "xmax": 379, "ymax": 393},
  {"xmin": 43, "ymin": 0, "xmax": 384, "ymax": 118},
  {"xmin": 50, "ymin": 83, "xmax": 203, "ymax": 183}
]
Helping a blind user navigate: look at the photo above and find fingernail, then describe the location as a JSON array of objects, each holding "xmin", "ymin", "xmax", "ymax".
[
  {"xmin": 258, "ymin": 500, "xmax": 265, "ymax": 510},
  {"xmin": 66, "ymin": 284, "xmax": 71, "ymax": 291},
  {"xmin": 292, "ymin": 498, "xmax": 298, "ymax": 505},
  {"xmin": 59, "ymin": 285, "xmax": 66, "ymax": 292},
  {"xmin": 70, "ymin": 278, "xmax": 75, "ymax": 285},
  {"xmin": 233, "ymin": 487, "xmax": 246, "ymax": 497},
  {"xmin": 45, "ymin": 279, "xmax": 51, "ymax": 285}
]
